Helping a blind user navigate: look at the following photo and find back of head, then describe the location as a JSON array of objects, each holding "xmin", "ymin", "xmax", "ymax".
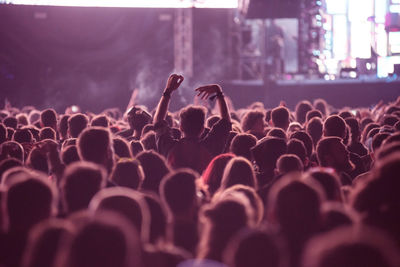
[
  {"xmin": 220, "ymin": 157, "xmax": 257, "ymax": 190},
  {"xmin": 313, "ymin": 98, "xmax": 328, "ymax": 117},
  {"xmin": 160, "ymin": 169, "xmax": 197, "ymax": 216},
  {"xmin": 241, "ymin": 110, "xmax": 265, "ymax": 133},
  {"xmin": 290, "ymin": 130, "xmax": 313, "ymax": 158},
  {"xmin": 267, "ymin": 127, "xmax": 287, "ymax": 139},
  {"xmin": 268, "ymin": 176, "xmax": 323, "ymax": 235},
  {"xmin": 271, "ymin": 106, "xmax": 290, "ymax": 130},
  {"xmin": 345, "ymin": 117, "xmax": 360, "ymax": 142},
  {"xmin": 77, "ymin": 127, "xmax": 112, "ymax": 165},
  {"xmin": 223, "ymin": 229, "xmax": 281, "ymax": 267},
  {"xmin": 316, "ymin": 136, "xmax": 343, "ymax": 167},
  {"xmin": 295, "ymin": 101, "xmax": 313, "ymax": 125},
  {"xmin": 137, "ymin": 150, "xmax": 170, "ymax": 193},
  {"xmin": 0, "ymin": 158, "xmax": 23, "ymax": 181},
  {"xmin": 61, "ymin": 145, "xmax": 80, "ymax": 166},
  {"xmin": 302, "ymin": 226, "xmax": 400, "ymax": 267},
  {"xmin": 306, "ymin": 117, "xmax": 323, "ymax": 146},
  {"xmin": 141, "ymin": 131, "xmax": 157, "ymax": 151},
  {"xmin": 305, "ymin": 168, "xmax": 342, "ymax": 201},
  {"xmin": 68, "ymin": 113, "xmax": 88, "ymax": 138},
  {"xmin": 324, "ymin": 115, "xmax": 346, "ymax": 139},
  {"xmin": 202, "ymin": 153, "xmax": 235, "ymax": 196},
  {"xmin": 0, "ymin": 123, "xmax": 7, "ymax": 143},
  {"xmin": 113, "ymin": 137, "xmax": 132, "ymax": 158},
  {"xmin": 27, "ymin": 148, "xmax": 49, "ymax": 174},
  {"xmin": 306, "ymin": 109, "xmax": 323, "ymax": 122},
  {"xmin": 57, "ymin": 211, "xmax": 142, "ymax": 267},
  {"xmin": 229, "ymin": 134, "xmax": 257, "ymax": 161},
  {"xmin": 90, "ymin": 187, "xmax": 150, "ymax": 242},
  {"xmin": 287, "ymin": 138, "xmax": 307, "ymax": 165},
  {"xmin": 130, "ymin": 140, "xmax": 144, "ymax": 157},
  {"xmin": 61, "ymin": 161, "xmax": 106, "ymax": 213},
  {"xmin": 4, "ymin": 116, "xmax": 18, "ymax": 130},
  {"xmin": 0, "ymin": 141, "xmax": 24, "ymax": 162},
  {"xmin": 13, "ymin": 128, "xmax": 34, "ymax": 144},
  {"xmin": 142, "ymin": 192, "xmax": 168, "ymax": 244},
  {"xmin": 6, "ymin": 173, "xmax": 56, "ymax": 232},
  {"xmin": 59, "ymin": 115, "xmax": 70, "ymax": 139},
  {"xmin": 22, "ymin": 219, "xmax": 74, "ymax": 267},
  {"xmin": 179, "ymin": 105, "xmax": 206, "ymax": 137},
  {"xmin": 277, "ymin": 154, "xmax": 303, "ymax": 175},
  {"xmin": 110, "ymin": 159, "xmax": 144, "ymax": 190},
  {"xmin": 40, "ymin": 109, "xmax": 57, "ymax": 129},
  {"xmin": 39, "ymin": 127, "xmax": 56, "ymax": 141},
  {"xmin": 251, "ymin": 137, "xmax": 287, "ymax": 171},
  {"xmin": 91, "ymin": 115, "xmax": 109, "ymax": 128}
]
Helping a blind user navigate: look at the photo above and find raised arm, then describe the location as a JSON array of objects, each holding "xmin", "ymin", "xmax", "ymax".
[
  {"xmin": 195, "ymin": 84, "xmax": 231, "ymax": 123},
  {"xmin": 154, "ymin": 74, "xmax": 184, "ymax": 124}
]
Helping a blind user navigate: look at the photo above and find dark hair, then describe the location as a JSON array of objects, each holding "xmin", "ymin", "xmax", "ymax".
[
  {"xmin": 271, "ymin": 106, "xmax": 290, "ymax": 130},
  {"xmin": 129, "ymin": 140, "xmax": 144, "ymax": 157},
  {"xmin": 13, "ymin": 128, "xmax": 34, "ymax": 144},
  {"xmin": 113, "ymin": 137, "xmax": 132, "ymax": 158},
  {"xmin": 91, "ymin": 115, "xmax": 109, "ymax": 128},
  {"xmin": 277, "ymin": 154, "xmax": 303, "ymax": 174},
  {"xmin": 61, "ymin": 145, "xmax": 80, "ymax": 166},
  {"xmin": 267, "ymin": 127, "xmax": 286, "ymax": 139},
  {"xmin": 27, "ymin": 148, "xmax": 49, "ymax": 174},
  {"xmin": 230, "ymin": 134, "xmax": 257, "ymax": 161},
  {"xmin": 4, "ymin": 116, "xmax": 18, "ymax": 129},
  {"xmin": 40, "ymin": 109, "xmax": 57, "ymax": 129},
  {"xmin": 61, "ymin": 161, "xmax": 106, "ymax": 213},
  {"xmin": 306, "ymin": 109, "xmax": 323, "ymax": 122},
  {"xmin": 290, "ymin": 130, "xmax": 313, "ymax": 158},
  {"xmin": 202, "ymin": 153, "xmax": 235, "ymax": 196},
  {"xmin": 58, "ymin": 115, "xmax": 70, "ymax": 139},
  {"xmin": 324, "ymin": 115, "xmax": 347, "ymax": 139},
  {"xmin": 220, "ymin": 157, "xmax": 257, "ymax": 190},
  {"xmin": 179, "ymin": 105, "xmax": 206, "ymax": 137},
  {"xmin": 110, "ymin": 159, "xmax": 144, "ymax": 190},
  {"xmin": 68, "ymin": 113, "xmax": 89, "ymax": 138},
  {"xmin": 241, "ymin": 110, "xmax": 265, "ymax": 132},
  {"xmin": 77, "ymin": 127, "xmax": 112, "ymax": 165},
  {"xmin": 39, "ymin": 127, "xmax": 56, "ymax": 141},
  {"xmin": 306, "ymin": 117, "xmax": 323, "ymax": 147},
  {"xmin": 295, "ymin": 100, "xmax": 313, "ymax": 125}
]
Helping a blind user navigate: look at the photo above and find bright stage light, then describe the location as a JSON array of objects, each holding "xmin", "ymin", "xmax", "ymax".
[{"xmin": 4, "ymin": 0, "xmax": 238, "ymax": 8}]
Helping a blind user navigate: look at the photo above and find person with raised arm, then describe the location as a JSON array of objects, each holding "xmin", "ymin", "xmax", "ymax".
[{"xmin": 154, "ymin": 74, "xmax": 232, "ymax": 174}]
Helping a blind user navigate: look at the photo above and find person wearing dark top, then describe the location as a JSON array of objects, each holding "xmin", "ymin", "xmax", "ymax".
[{"xmin": 153, "ymin": 74, "xmax": 232, "ymax": 174}]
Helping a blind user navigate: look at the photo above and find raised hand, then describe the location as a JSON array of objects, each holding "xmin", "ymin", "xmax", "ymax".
[
  {"xmin": 165, "ymin": 74, "xmax": 184, "ymax": 94},
  {"xmin": 195, "ymin": 84, "xmax": 222, "ymax": 100}
]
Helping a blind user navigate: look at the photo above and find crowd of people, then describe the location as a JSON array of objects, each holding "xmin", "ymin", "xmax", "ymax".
[{"xmin": 0, "ymin": 73, "xmax": 400, "ymax": 267}]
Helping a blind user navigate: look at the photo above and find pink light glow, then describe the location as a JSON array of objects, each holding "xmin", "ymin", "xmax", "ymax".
[{"xmin": 8, "ymin": 0, "xmax": 238, "ymax": 8}]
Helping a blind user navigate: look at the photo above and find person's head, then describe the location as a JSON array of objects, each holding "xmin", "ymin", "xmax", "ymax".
[
  {"xmin": 295, "ymin": 101, "xmax": 313, "ymax": 125},
  {"xmin": 136, "ymin": 150, "xmax": 170, "ymax": 194},
  {"xmin": 0, "ymin": 141, "xmax": 24, "ymax": 162},
  {"xmin": 198, "ymin": 198, "xmax": 252, "ymax": 262},
  {"xmin": 5, "ymin": 172, "xmax": 57, "ymax": 232},
  {"xmin": 13, "ymin": 128, "xmax": 34, "ymax": 144},
  {"xmin": 27, "ymin": 148, "xmax": 49, "ymax": 174},
  {"xmin": 317, "ymin": 137, "xmax": 354, "ymax": 173},
  {"xmin": 287, "ymin": 138, "xmax": 308, "ymax": 167},
  {"xmin": 110, "ymin": 159, "xmax": 144, "ymax": 190},
  {"xmin": 160, "ymin": 168, "xmax": 198, "ymax": 217},
  {"xmin": 290, "ymin": 130, "xmax": 313, "ymax": 158},
  {"xmin": 306, "ymin": 109, "xmax": 323, "ymax": 122},
  {"xmin": 277, "ymin": 154, "xmax": 303, "ymax": 175},
  {"xmin": 305, "ymin": 168, "xmax": 342, "ymax": 202},
  {"xmin": 179, "ymin": 105, "xmax": 207, "ymax": 137},
  {"xmin": 130, "ymin": 140, "xmax": 144, "ymax": 156},
  {"xmin": 241, "ymin": 110, "xmax": 265, "ymax": 134},
  {"xmin": 271, "ymin": 106, "xmax": 290, "ymax": 131},
  {"xmin": 58, "ymin": 115, "xmax": 70, "ymax": 140},
  {"xmin": 68, "ymin": 113, "xmax": 89, "ymax": 138},
  {"xmin": 55, "ymin": 210, "xmax": 142, "ymax": 267},
  {"xmin": 16, "ymin": 113, "xmax": 29, "ymax": 126},
  {"xmin": 3, "ymin": 116, "xmax": 18, "ymax": 129},
  {"xmin": 127, "ymin": 106, "xmax": 152, "ymax": 133},
  {"xmin": 202, "ymin": 153, "xmax": 235, "ymax": 196},
  {"xmin": 268, "ymin": 176, "xmax": 324, "ymax": 236},
  {"xmin": 39, "ymin": 127, "xmax": 56, "ymax": 141},
  {"xmin": 302, "ymin": 226, "xmax": 400, "ymax": 267},
  {"xmin": 229, "ymin": 134, "xmax": 257, "ymax": 161},
  {"xmin": 220, "ymin": 157, "xmax": 257, "ymax": 190},
  {"xmin": 40, "ymin": 109, "xmax": 57, "ymax": 129},
  {"xmin": 223, "ymin": 228, "xmax": 281, "ymax": 267},
  {"xmin": 61, "ymin": 145, "xmax": 80, "ymax": 166},
  {"xmin": 142, "ymin": 192, "xmax": 168, "ymax": 244},
  {"xmin": 267, "ymin": 127, "xmax": 287, "ymax": 140},
  {"xmin": 313, "ymin": 98, "xmax": 328, "ymax": 117},
  {"xmin": 372, "ymin": 132, "xmax": 390, "ymax": 153},
  {"xmin": 22, "ymin": 219, "xmax": 74, "ymax": 267},
  {"xmin": 323, "ymin": 115, "xmax": 347, "ymax": 139},
  {"xmin": 89, "ymin": 187, "xmax": 150, "ymax": 242},
  {"xmin": 60, "ymin": 161, "xmax": 107, "ymax": 214},
  {"xmin": 141, "ymin": 131, "xmax": 157, "ymax": 151},
  {"xmin": 251, "ymin": 137, "xmax": 287, "ymax": 171},
  {"xmin": 345, "ymin": 117, "xmax": 361, "ymax": 143},
  {"xmin": 206, "ymin": 115, "xmax": 221, "ymax": 129},
  {"xmin": 306, "ymin": 117, "xmax": 323, "ymax": 147},
  {"xmin": 77, "ymin": 127, "xmax": 114, "ymax": 172},
  {"xmin": 0, "ymin": 123, "xmax": 7, "ymax": 144},
  {"xmin": 113, "ymin": 137, "xmax": 132, "ymax": 158},
  {"xmin": 91, "ymin": 114, "xmax": 109, "ymax": 128}
]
